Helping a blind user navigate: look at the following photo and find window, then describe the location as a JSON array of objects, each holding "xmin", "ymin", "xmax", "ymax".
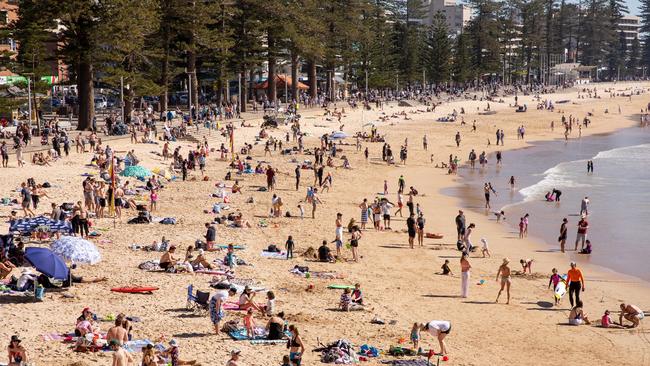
[{"xmin": 0, "ymin": 11, "xmax": 7, "ymax": 25}]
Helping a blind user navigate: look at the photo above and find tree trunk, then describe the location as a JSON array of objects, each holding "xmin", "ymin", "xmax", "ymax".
[
  {"xmin": 291, "ymin": 49, "xmax": 299, "ymax": 102},
  {"xmin": 248, "ymin": 69, "xmax": 255, "ymax": 104},
  {"xmin": 308, "ymin": 59, "xmax": 317, "ymax": 99},
  {"xmin": 241, "ymin": 70, "xmax": 247, "ymax": 112},
  {"xmin": 267, "ymin": 32, "xmax": 277, "ymax": 104},
  {"xmin": 160, "ymin": 36, "xmax": 170, "ymax": 112},
  {"xmin": 77, "ymin": 61, "xmax": 94, "ymax": 131},
  {"xmin": 188, "ymin": 50, "xmax": 198, "ymax": 109},
  {"xmin": 124, "ymin": 88, "xmax": 134, "ymax": 122}
]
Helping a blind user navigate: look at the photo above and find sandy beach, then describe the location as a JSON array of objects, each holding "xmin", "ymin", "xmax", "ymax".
[{"xmin": 2, "ymin": 82, "xmax": 650, "ymax": 366}]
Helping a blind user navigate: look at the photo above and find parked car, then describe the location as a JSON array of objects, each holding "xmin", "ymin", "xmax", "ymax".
[{"xmin": 94, "ymin": 96, "xmax": 108, "ymax": 109}]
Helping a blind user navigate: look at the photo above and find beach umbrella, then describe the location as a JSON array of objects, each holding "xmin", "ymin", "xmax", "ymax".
[
  {"xmin": 50, "ymin": 236, "xmax": 101, "ymax": 265},
  {"xmin": 120, "ymin": 165, "xmax": 152, "ymax": 179},
  {"xmin": 24, "ymin": 247, "xmax": 69, "ymax": 280},
  {"xmin": 329, "ymin": 131, "xmax": 348, "ymax": 140},
  {"xmin": 9, "ymin": 215, "xmax": 72, "ymax": 234}
]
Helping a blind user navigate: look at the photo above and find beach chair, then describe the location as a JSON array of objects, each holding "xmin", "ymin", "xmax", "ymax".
[
  {"xmin": 186, "ymin": 284, "xmax": 197, "ymax": 309},
  {"xmin": 192, "ymin": 290, "xmax": 210, "ymax": 315}
]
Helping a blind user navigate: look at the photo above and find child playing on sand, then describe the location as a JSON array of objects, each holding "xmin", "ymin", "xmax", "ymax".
[
  {"xmin": 351, "ymin": 283, "xmax": 363, "ymax": 305},
  {"xmin": 494, "ymin": 210, "xmax": 505, "ymax": 223},
  {"xmin": 518, "ymin": 218, "xmax": 525, "ymax": 239},
  {"xmin": 244, "ymin": 308, "xmax": 256, "ymax": 338},
  {"xmin": 480, "ymin": 238, "xmax": 491, "ymax": 258},
  {"xmin": 520, "ymin": 259, "xmax": 533, "ymax": 274},
  {"xmin": 601, "ymin": 310, "xmax": 613, "ymax": 328},
  {"xmin": 548, "ymin": 268, "xmax": 562, "ymax": 305},
  {"xmin": 285, "ymin": 236, "xmax": 295, "ymax": 259},
  {"xmin": 150, "ymin": 189, "xmax": 158, "ymax": 212},
  {"xmin": 265, "ymin": 291, "xmax": 275, "ymax": 316},
  {"xmin": 410, "ymin": 323, "xmax": 420, "ymax": 351},
  {"xmin": 297, "ymin": 204, "xmax": 304, "ymax": 219},
  {"xmin": 441, "ymin": 260, "xmax": 453, "ymax": 275},
  {"xmin": 384, "ymin": 180, "xmax": 388, "ymax": 195}
]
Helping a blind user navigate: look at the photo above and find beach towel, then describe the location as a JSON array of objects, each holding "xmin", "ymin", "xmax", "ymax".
[
  {"xmin": 41, "ymin": 332, "xmax": 66, "ymax": 341},
  {"xmin": 260, "ymin": 251, "xmax": 287, "ymax": 259},
  {"xmin": 381, "ymin": 360, "xmax": 432, "ymax": 366},
  {"xmin": 228, "ymin": 327, "xmax": 291, "ymax": 341},
  {"xmin": 122, "ymin": 339, "xmax": 154, "ymax": 353}
]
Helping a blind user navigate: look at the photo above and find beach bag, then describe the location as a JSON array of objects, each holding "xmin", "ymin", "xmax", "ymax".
[{"xmin": 221, "ymin": 320, "xmax": 239, "ymax": 333}]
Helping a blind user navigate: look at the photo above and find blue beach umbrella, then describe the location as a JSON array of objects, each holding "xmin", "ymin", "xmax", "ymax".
[
  {"xmin": 24, "ymin": 247, "xmax": 69, "ymax": 279},
  {"xmin": 9, "ymin": 216, "xmax": 72, "ymax": 234},
  {"xmin": 120, "ymin": 165, "xmax": 152, "ymax": 179}
]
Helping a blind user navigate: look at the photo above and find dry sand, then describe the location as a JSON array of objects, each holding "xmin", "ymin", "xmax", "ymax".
[{"xmin": 2, "ymin": 82, "xmax": 650, "ymax": 366}]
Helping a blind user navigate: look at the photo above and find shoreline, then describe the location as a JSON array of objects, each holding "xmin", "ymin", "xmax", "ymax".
[{"xmin": 442, "ymin": 122, "xmax": 650, "ymax": 285}]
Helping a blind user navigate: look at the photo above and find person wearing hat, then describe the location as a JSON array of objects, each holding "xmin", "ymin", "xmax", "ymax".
[
  {"xmin": 495, "ymin": 258, "xmax": 512, "ymax": 304},
  {"xmin": 419, "ymin": 320, "xmax": 451, "ymax": 355},
  {"xmin": 238, "ymin": 285, "xmax": 262, "ymax": 311},
  {"xmin": 226, "ymin": 349, "xmax": 241, "ymax": 366},
  {"xmin": 161, "ymin": 339, "xmax": 197, "ymax": 366},
  {"xmin": 8, "ymin": 335, "xmax": 27, "ymax": 365},
  {"xmin": 160, "ymin": 245, "xmax": 179, "ymax": 270},
  {"xmin": 110, "ymin": 338, "xmax": 133, "ymax": 366},
  {"xmin": 15, "ymin": 268, "xmax": 37, "ymax": 292},
  {"xmin": 191, "ymin": 248, "xmax": 213, "ymax": 270}
]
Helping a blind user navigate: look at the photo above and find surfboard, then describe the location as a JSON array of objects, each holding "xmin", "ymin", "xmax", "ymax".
[
  {"xmin": 554, "ymin": 275, "xmax": 568, "ymax": 299},
  {"xmin": 327, "ymin": 284, "xmax": 355, "ymax": 290},
  {"xmin": 111, "ymin": 287, "xmax": 159, "ymax": 293}
]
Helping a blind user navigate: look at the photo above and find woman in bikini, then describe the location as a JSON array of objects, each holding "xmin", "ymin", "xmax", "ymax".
[{"xmin": 288, "ymin": 325, "xmax": 305, "ymax": 366}]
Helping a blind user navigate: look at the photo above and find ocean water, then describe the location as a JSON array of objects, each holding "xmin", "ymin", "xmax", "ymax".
[{"xmin": 450, "ymin": 127, "xmax": 650, "ymax": 281}]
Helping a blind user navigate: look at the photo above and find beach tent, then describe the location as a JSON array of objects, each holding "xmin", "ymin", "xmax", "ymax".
[
  {"xmin": 120, "ymin": 165, "xmax": 152, "ymax": 179},
  {"xmin": 51, "ymin": 236, "xmax": 101, "ymax": 265},
  {"xmin": 24, "ymin": 247, "xmax": 69, "ymax": 280},
  {"xmin": 9, "ymin": 216, "xmax": 72, "ymax": 235}
]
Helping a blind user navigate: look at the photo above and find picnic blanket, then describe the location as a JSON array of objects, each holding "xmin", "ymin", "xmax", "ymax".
[
  {"xmin": 261, "ymin": 251, "xmax": 287, "ymax": 259},
  {"xmin": 381, "ymin": 360, "xmax": 434, "ymax": 366},
  {"xmin": 228, "ymin": 327, "xmax": 291, "ymax": 341}
]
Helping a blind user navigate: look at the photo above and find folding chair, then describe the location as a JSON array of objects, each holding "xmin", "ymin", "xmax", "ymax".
[
  {"xmin": 186, "ymin": 284, "xmax": 197, "ymax": 309},
  {"xmin": 193, "ymin": 290, "xmax": 210, "ymax": 315}
]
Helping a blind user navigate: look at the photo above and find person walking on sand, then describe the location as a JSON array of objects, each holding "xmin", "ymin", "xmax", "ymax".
[
  {"xmin": 455, "ymin": 131, "xmax": 461, "ymax": 147},
  {"xmin": 575, "ymin": 216, "xmax": 589, "ymax": 251},
  {"xmin": 335, "ymin": 213, "xmax": 344, "ymax": 257},
  {"xmin": 566, "ymin": 261, "xmax": 585, "ymax": 307},
  {"xmin": 416, "ymin": 213, "xmax": 425, "ymax": 247},
  {"xmin": 455, "ymin": 210, "xmax": 466, "ymax": 241},
  {"xmin": 559, "ymin": 218, "xmax": 568, "ymax": 253},
  {"xmin": 580, "ymin": 196, "xmax": 589, "ymax": 216},
  {"xmin": 406, "ymin": 213, "xmax": 416, "ymax": 249},
  {"xmin": 460, "ymin": 253, "xmax": 471, "ymax": 298},
  {"xmin": 495, "ymin": 258, "xmax": 512, "ymax": 304},
  {"xmin": 311, "ymin": 188, "xmax": 323, "ymax": 219}
]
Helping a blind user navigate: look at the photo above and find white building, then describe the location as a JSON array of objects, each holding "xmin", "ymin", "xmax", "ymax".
[
  {"xmin": 419, "ymin": 0, "xmax": 472, "ymax": 36},
  {"xmin": 618, "ymin": 15, "xmax": 640, "ymax": 49}
]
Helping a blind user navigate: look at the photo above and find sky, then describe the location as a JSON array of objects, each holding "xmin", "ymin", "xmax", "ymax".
[{"xmin": 625, "ymin": 0, "xmax": 640, "ymax": 15}]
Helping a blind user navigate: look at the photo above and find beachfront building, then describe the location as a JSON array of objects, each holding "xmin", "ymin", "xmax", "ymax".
[
  {"xmin": 418, "ymin": 0, "xmax": 472, "ymax": 36},
  {"xmin": 0, "ymin": 0, "xmax": 18, "ymax": 58},
  {"xmin": 618, "ymin": 15, "xmax": 640, "ymax": 50}
]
